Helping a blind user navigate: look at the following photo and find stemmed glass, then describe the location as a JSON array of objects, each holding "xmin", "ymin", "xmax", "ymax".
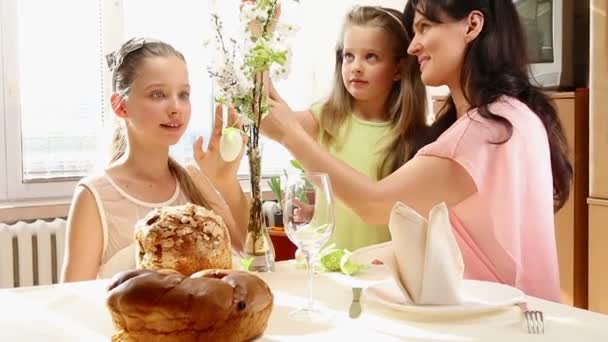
[{"xmin": 283, "ymin": 172, "xmax": 335, "ymax": 322}]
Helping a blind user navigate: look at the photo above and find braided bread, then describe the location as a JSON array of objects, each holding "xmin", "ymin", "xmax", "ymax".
[{"xmin": 106, "ymin": 268, "xmax": 273, "ymax": 342}]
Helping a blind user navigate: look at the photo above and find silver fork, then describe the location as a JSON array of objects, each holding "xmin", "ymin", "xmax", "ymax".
[{"xmin": 517, "ymin": 302, "xmax": 544, "ymax": 334}]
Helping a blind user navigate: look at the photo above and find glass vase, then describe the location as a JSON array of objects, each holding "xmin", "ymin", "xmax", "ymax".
[{"xmin": 243, "ymin": 145, "xmax": 275, "ymax": 271}]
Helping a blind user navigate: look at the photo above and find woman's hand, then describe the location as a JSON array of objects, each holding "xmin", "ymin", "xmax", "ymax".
[{"xmin": 193, "ymin": 104, "xmax": 246, "ymax": 183}]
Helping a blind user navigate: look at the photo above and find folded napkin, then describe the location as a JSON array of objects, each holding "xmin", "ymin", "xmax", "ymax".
[{"xmin": 352, "ymin": 202, "xmax": 464, "ymax": 305}]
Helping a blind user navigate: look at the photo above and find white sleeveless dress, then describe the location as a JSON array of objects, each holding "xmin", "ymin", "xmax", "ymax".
[{"xmin": 78, "ymin": 173, "xmax": 189, "ymax": 279}]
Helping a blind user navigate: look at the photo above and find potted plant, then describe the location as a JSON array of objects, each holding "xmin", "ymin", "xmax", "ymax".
[
  {"xmin": 267, "ymin": 176, "xmax": 284, "ymax": 227},
  {"xmin": 290, "ymin": 159, "xmax": 315, "ymax": 204}
]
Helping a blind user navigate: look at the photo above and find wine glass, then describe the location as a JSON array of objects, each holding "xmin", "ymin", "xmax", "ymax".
[{"xmin": 283, "ymin": 172, "xmax": 335, "ymax": 322}]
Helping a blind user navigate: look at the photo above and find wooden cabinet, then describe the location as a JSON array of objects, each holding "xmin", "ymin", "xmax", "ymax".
[
  {"xmin": 589, "ymin": 0, "xmax": 608, "ymax": 199},
  {"xmin": 589, "ymin": 199, "xmax": 608, "ymax": 313},
  {"xmin": 588, "ymin": 0, "xmax": 608, "ymax": 315},
  {"xmin": 432, "ymin": 90, "xmax": 589, "ymax": 308},
  {"xmin": 552, "ymin": 90, "xmax": 589, "ymax": 309}
]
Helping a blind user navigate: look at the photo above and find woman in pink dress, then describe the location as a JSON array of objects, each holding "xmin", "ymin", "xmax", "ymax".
[{"xmin": 260, "ymin": 0, "xmax": 572, "ymax": 302}]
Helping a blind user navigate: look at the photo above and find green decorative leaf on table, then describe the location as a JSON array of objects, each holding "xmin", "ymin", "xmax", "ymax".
[
  {"xmin": 339, "ymin": 250, "xmax": 367, "ymax": 276},
  {"xmin": 319, "ymin": 244, "xmax": 344, "ymax": 272},
  {"xmin": 317, "ymin": 244, "xmax": 367, "ymax": 276},
  {"xmin": 240, "ymin": 257, "xmax": 255, "ymax": 271}
]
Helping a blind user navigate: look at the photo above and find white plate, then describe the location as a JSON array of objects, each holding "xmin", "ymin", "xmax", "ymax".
[
  {"xmin": 323, "ymin": 264, "xmax": 392, "ymax": 288},
  {"xmin": 364, "ymin": 279, "xmax": 525, "ymax": 317}
]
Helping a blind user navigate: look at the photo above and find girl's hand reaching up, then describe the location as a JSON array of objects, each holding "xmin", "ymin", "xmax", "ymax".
[
  {"xmin": 262, "ymin": 96, "xmax": 298, "ymax": 145},
  {"xmin": 193, "ymin": 104, "xmax": 247, "ymax": 183},
  {"xmin": 261, "ymin": 73, "xmax": 301, "ymax": 146}
]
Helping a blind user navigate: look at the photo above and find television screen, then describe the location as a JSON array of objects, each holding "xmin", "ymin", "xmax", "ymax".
[{"xmin": 515, "ymin": 0, "xmax": 554, "ymax": 64}]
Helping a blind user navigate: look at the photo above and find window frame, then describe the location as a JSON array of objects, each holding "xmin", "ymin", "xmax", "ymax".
[
  {"xmin": 0, "ymin": 0, "xmax": 123, "ymax": 201},
  {"xmin": 0, "ymin": 0, "xmax": 8, "ymax": 201}
]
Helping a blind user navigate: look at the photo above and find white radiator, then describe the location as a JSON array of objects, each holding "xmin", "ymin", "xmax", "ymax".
[{"xmin": 0, "ymin": 218, "xmax": 67, "ymax": 288}]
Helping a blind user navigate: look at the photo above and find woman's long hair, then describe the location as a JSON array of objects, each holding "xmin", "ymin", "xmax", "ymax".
[
  {"xmin": 404, "ymin": 0, "xmax": 572, "ymax": 211},
  {"xmin": 319, "ymin": 6, "xmax": 427, "ymax": 179}
]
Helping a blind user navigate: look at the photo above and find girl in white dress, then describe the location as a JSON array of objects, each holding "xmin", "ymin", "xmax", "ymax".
[{"xmin": 61, "ymin": 38, "xmax": 249, "ymax": 281}]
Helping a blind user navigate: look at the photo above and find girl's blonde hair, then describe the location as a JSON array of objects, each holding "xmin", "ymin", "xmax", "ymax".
[
  {"xmin": 319, "ymin": 6, "xmax": 427, "ymax": 178},
  {"xmin": 108, "ymin": 39, "xmax": 209, "ymax": 208}
]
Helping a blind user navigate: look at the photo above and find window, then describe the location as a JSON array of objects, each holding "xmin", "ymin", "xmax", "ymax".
[
  {"xmin": 1, "ymin": 0, "xmax": 106, "ymax": 200},
  {"xmin": 121, "ymin": 0, "xmax": 214, "ymax": 167},
  {"xmin": 1, "ymin": 0, "xmax": 317, "ymax": 202},
  {"xmin": 17, "ymin": 1, "xmax": 104, "ymax": 182},
  {"xmin": 0, "ymin": 0, "xmax": 376, "ymax": 202},
  {"xmin": 0, "ymin": 19, "xmax": 6, "ymax": 200},
  {"xmin": 120, "ymin": 0, "xmax": 294, "ymax": 177}
]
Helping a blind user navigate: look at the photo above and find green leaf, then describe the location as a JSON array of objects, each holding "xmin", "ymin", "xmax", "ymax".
[
  {"xmin": 290, "ymin": 159, "xmax": 304, "ymax": 171},
  {"xmin": 266, "ymin": 176, "xmax": 282, "ymax": 205},
  {"xmin": 256, "ymin": 0, "xmax": 274, "ymax": 10},
  {"xmin": 318, "ymin": 245, "xmax": 369, "ymax": 276},
  {"xmin": 240, "ymin": 257, "xmax": 254, "ymax": 271},
  {"xmin": 244, "ymin": 39, "xmax": 289, "ymax": 73},
  {"xmin": 319, "ymin": 245, "xmax": 344, "ymax": 272},
  {"xmin": 340, "ymin": 250, "xmax": 368, "ymax": 276}
]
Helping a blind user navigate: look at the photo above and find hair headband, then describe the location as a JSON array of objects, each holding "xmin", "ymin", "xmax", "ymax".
[
  {"xmin": 376, "ymin": 7, "xmax": 407, "ymax": 34},
  {"xmin": 105, "ymin": 37, "xmax": 164, "ymax": 72}
]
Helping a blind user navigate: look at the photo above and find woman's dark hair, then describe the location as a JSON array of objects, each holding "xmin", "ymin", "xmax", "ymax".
[{"xmin": 404, "ymin": 0, "xmax": 572, "ymax": 212}]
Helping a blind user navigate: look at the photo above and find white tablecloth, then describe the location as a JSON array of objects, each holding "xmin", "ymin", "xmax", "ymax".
[{"xmin": 1, "ymin": 262, "xmax": 607, "ymax": 341}]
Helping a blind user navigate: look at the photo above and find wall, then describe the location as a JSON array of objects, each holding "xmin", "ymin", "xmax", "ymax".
[{"xmin": 279, "ymin": 0, "xmax": 407, "ymax": 110}]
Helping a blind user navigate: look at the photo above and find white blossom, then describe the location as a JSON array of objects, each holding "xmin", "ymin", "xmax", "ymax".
[
  {"xmin": 270, "ymin": 48, "xmax": 292, "ymax": 81},
  {"xmin": 207, "ymin": 1, "xmax": 298, "ymax": 123},
  {"xmin": 275, "ymin": 22, "xmax": 298, "ymax": 39},
  {"xmin": 240, "ymin": 3, "xmax": 269, "ymax": 25}
]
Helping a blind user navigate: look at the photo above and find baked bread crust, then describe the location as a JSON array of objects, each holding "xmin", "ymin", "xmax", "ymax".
[
  {"xmin": 135, "ymin": 203, "xmax": 232, "ymax": 275},
  {"xmin": 106, "ymin": 269, "xmax": 274, "ymax": 342}
]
